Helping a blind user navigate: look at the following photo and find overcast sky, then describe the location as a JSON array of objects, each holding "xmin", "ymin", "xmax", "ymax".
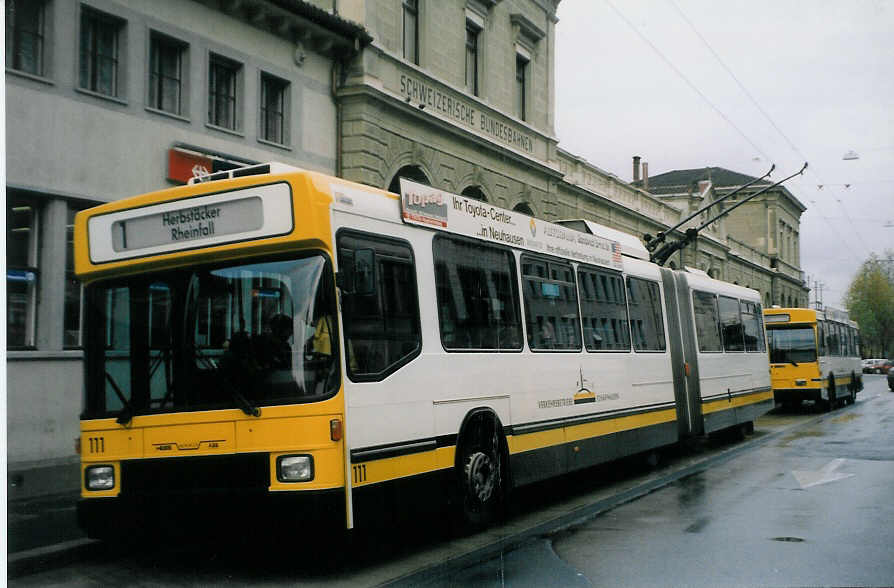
[{"xmin": 554, "ymin": 0, "xmax": 893, "ymax": 309}]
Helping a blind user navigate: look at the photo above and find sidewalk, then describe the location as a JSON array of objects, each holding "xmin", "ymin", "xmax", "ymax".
[{"xmin": 7, "ymin": 460, "xmax": 95, "ymax": 578}]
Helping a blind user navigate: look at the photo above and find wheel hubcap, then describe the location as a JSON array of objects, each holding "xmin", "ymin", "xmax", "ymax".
[{"xmin": 465, "ymin": 451, "xmax": 497, "ymax": 504}]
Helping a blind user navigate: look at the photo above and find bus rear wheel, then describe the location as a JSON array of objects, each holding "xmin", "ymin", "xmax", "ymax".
[
  {"xmin": 455, "ymin": 413, "xmax": 507, "ymax": 530},
  {"xmin": 824, "ymin": 375, "xmax": 836, "ymax": 412},
  {"xmin": 846, "ymin": 373, "xmax": 857, "ymax": 405}
]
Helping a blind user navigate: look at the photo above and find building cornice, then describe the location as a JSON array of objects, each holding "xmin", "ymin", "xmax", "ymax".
[{"xmin": 338, "ymin": 84, "xmax": 564, "ymax": 180}]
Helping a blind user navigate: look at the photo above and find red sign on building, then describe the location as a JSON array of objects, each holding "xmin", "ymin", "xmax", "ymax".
[{"xmin": 167, "ymin": 149, "xmax": 214, "ymax": 184}]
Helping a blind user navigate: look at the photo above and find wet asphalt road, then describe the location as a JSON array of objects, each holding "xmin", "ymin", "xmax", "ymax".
[
  {"xmin": 9, "ymin": 376, "xmax": 893, "ymax": 586},
  {"xmin": 433, "ymin": 375, "xmax": 894, "ymax": 587},
  {"xmin": 546, "ymin": 375, "xmax": 894, "ymax": 587}
]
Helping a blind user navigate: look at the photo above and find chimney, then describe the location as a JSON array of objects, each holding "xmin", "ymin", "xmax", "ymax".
[
  {"xmin": 642, "ymin": 162, "xmax": 649, "ymax": 191},
  {"xmin": 633, "ymin": 156, "xmax": 641, "ymax": 183}
]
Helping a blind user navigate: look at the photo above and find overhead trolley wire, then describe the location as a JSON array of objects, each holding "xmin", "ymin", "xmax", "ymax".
[{"xmin": 663, "ymin": 0, "xmax": 871, "ymax": 261}]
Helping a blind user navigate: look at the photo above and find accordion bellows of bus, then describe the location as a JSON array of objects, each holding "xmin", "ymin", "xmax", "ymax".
[{"xmin": 74, "ymin": 163, "xmax": 774, "ymax": 537}]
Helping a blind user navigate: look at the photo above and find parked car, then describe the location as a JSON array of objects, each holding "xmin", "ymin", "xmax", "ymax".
[
  {"xmin": 888, "ymin": 365, "xmax": 894, "ymax": 391},
  {"xmin": 863, "ymin": 358, "xmax": 889, "ymax": 374}
]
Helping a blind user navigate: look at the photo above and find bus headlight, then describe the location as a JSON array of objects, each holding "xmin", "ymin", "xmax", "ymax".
[
  {"xmin": 85, "ymin": 465, "xmax": 115, "ymax": 491},
  {"xmin": 277, "ymin": 455, "xmax": 314, "ymax": 482}
]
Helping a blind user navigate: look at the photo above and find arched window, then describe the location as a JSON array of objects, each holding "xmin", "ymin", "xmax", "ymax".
[
  {"xmin": 388, "ymin": 165, "xmax": 430, "ymax": 194},
  {"xmin": 513, "ymin": 202, "xmax": 534, "ymax": 216},
  {"xmin": 461, "ymin": 185, "xmax": 487, "ymax": 202}
]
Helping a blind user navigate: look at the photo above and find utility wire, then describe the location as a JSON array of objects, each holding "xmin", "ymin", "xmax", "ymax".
[
  {"xmin": 665, "ymin": 0, "xmax": 871, "ymax": 260},
  {"xmin": 602, "ymin": 0, "xmax": 772, "ymax": 163}
]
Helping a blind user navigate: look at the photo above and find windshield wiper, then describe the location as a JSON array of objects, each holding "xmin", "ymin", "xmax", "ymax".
[
  {"xmin": 105, "ymin": 372, "xmax": 133, "ymax": 426},
  {"xmin": 789, "ymin": 359, "xmax": 799, "ymax": 367},
  {"xmin": 191, "ymin": 346, "xmax": 261, "ymax": 417}
]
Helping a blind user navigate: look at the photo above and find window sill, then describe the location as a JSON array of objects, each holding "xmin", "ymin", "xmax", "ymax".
[
  {"xmin": 75, "ymin": 87, "xmax": 128, "ymax": 106},
  {"xmin": 205, "ymin": 122, "xmax": 244, "ymax": 137},
  {"xmin": 145, "ymin": 106, "xmax": 191, "ymax": 123},
  {"xmin": 257, "ymin": 137, "xmax": 292, "ymax": 151},
  {"xmin": 7, "ymin": 349, "xmax": 85, "ymax": 360},
  {"xmin": 6, "ymin": 68, "xmax": 55, "ymax": 86}
]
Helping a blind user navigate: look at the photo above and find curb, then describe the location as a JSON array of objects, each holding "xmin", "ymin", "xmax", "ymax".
[{"xmin": 7, "ymin": 539, "xmax": 101, "ymax": 579}]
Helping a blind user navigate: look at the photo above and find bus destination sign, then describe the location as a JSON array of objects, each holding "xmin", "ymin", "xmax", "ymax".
[
  {"xmin": 88, "ymin": 182, "xmax": 294, "ymax": 263},
  {"xmin": 399, "ymin": 179, "xmax": 623, "ymax": 270}
]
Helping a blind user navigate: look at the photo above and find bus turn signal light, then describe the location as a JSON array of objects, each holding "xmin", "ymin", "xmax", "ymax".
[{"xmin": 330, "ymin": 418, "xmax": 343, "ymax": 442}]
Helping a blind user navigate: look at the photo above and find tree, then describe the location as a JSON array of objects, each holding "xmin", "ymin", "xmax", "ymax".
[{"xmin": 845, "ymin": 251, "xmax": 894, "ymax": 358}]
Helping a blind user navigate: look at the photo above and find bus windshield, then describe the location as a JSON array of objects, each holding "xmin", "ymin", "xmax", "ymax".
[
  {"xmin": 766, "ymin": 325, "xmax": 817, "ymax": 365},
  {"xmin": 83, "ymin": 254, "xmax": 339, "ymax": 420}
]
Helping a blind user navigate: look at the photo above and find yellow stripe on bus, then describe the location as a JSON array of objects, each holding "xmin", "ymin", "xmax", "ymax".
[
  {"xmin": 350, "ymin": 408, "xmax": 678, "ymax": 487},
  {"xmin": 701, "ymin": 389, "xmax": 774, "ymax": 414}
]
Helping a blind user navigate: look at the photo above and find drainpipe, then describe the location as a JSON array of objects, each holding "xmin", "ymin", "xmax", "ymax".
[{"xmin": 331, "ymin": 59, "xmax": 342, "ymax": 178}]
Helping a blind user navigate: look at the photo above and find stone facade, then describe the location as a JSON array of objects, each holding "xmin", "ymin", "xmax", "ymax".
[
  {"xmin": 5, "ymin": 0, "xmax": 367, "ymax": 476},
  {"xmin": 336, "ymin": 0, "xmax": 561, "ymax": 215}
]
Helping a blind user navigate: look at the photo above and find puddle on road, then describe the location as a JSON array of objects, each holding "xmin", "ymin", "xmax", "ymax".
[
  {"xmin": 778, "ymin": 429, "xmax": 823, "ymax": 447},
  {"xmin": 831, "ymin": 413, "xmax": 859, "ymax": 423}
]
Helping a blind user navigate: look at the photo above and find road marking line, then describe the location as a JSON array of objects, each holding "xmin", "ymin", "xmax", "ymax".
[{"xmin": 792, "ymin": 458, "xmax": 855, "ymax": 489}]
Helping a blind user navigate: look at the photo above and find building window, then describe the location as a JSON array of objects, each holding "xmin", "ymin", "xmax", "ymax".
[
  {"xmin": 7, "ymin": 200, "xmax": 39, "ymax": 349},
  {"xmin": 208, "ymin": 54, "xmax": 240, "ymax": 130},
  {"xmin": 149, "ymin": 33, "xmax": 184, "ymax": 115},
  {"xmin": 64, "ymin": 207, "xmax": 84, "ymax": 348},
  {"xmin": 260, "ymin": 72, "xmax": 289, "ymax": 145},
  {"xmin": 515, "ymin": 54, "xmax": 528, "ymax": 121},
  {"xmin": 79, "ymin": 8, "xmax": 124, "ymax": 97},
  {"xmin": 403, "ymin": 0, "xmax": 418, "ymax": 64},
  {"xmin": 5, "ymin": 0, "xmax": 45, "ymax": 75},
  {"xmin": 465, "ymin": 23, "xmax": 480, "ymax": 95},
  {"xmin": 388, "ymin": 165, "xmax": 430, "ymax": 194},
  {"xmin": 461, "ymin": 185, "xmax": 487, "ymax": 202}
]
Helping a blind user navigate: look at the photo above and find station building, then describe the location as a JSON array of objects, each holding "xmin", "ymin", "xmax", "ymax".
[{"xmin": 5, "ymin": 0, "xmax": 807, "ymax": 488}]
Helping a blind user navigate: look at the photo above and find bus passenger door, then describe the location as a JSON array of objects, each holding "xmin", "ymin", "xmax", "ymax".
[{"xmin": 670, "ymin": 271, "xmax": 704, "ymax": 436}]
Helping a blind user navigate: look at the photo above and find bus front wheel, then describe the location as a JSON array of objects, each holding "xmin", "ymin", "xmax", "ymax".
[{"xmin": 455, "ymin": 412, "xmax": 507, "ymax": 530}]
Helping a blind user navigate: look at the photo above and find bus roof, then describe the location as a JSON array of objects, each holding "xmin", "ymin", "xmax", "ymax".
[{"xmin": 764, "ymin": 307, "xmax": 858, "ymax": 328}]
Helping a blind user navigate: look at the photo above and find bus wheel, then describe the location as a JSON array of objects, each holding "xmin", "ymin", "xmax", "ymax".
[
  {"xmin": 825, "ymin": 375, "xmax": 836, "ymax": 412},
  {"xmin": 456, "ymin": 413, "xmax": 506, "ymax": 530}
]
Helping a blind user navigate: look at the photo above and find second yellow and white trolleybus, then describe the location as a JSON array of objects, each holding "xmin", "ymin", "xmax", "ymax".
[
  {"xmin": 75, "ymin": 164, "xmax": 773, "ymax": 536},
  {"xmin": 764, "ymin": 307, "xmax": 862, "ymax": 410}
]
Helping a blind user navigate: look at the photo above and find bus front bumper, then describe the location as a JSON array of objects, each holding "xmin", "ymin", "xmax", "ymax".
[
  {"xmin": 77, "ymin": 488, "xmax": 346, "ymax": 539},
  {"xmin": 773, "ymin": 387, "xmax": 825, "ymax": 403}
]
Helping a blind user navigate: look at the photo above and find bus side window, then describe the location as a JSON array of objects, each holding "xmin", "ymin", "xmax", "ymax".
[
  {"xmin": 578, "ymin": 268, "xmax": 630, "ymax": 351},
  {"xmin": 741, "ymin": 301, "xmax": 765, "ymax": 352},
  {"xmin": 718, "ymin": 295, "xmax": 745, "ymax": 352},
  {"xmin": 692, "ymin": 291, "xmax": 722, "ymax": 352},
  {"xmin": 521, "ymin": 254, "xmax": 581, "ymax": 351},
  {"xmin": 626, "ymin": 277, "xmax": 665, "ymax": 352},
  {"xmin": 337, "ymin": 231, "xmax": 421, "ymax": 381},
  {"xmin": 432, "ymin": 235, "xmax": 522, "ymax": 351},
  {"xmin": 817, "ymin": 321, "xmax": 827, "ymax": 356}
]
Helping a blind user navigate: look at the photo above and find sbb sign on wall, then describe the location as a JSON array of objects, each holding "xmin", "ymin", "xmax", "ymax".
[{"xmin": 167, "ymin": 148, "xmax": 255, "ymax": 184}]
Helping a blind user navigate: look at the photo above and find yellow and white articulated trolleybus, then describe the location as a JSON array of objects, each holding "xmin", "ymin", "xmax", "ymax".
[
  {"xmin": 764, "ymin": 307, "xmax": 862, "ymax": 411},
  {"xmin": 75, "ymin": 163, "xmax": 774, "ymax": 537}
]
